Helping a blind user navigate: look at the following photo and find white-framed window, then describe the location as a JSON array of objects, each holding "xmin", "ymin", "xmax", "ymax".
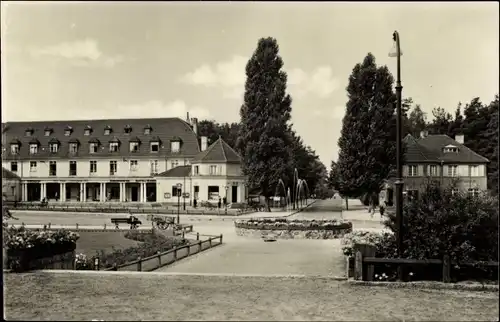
[
  {"xmin": 171, "ymin": 141, "xmax": 180, "ymax": 153},
  {"xmin": 30, "ymin": 161, "xmax": 37, "ymax": 172},
  {"xmin": 10, "ymin": 162, "xmax": 18, "ymax": 172},
  {"xmin": 104, "ymin": 129, "xmax": 111, "ymax": 136},
  {"xmin": 444, "ymin": 145, "xmax": 458, "ymax": 153},
  {"xmin": 209, "ymin": 165, "xmax": 217, "ymax": 175},
  {"xmin": 69, "ymin": 161, "xmax": 77, "ymax": 176},
  {"xmin": 130, "ymin": 160, "xmax": 138, "ymax": 171},
  {"xmin": 84, "ymin": 128, "xmax": 92, "ymax": 136},
  {"xmin": 129, "ymin": 142, "xmax": 139, "ymax": 152},
  {"xmin": 49, "ymin": 161, "xmax": 57, "ymax": 176},
  {"xmin": 194, "ymin": 165, "xmax": 199, "ymax": 175},
  {"xmin": 29, "ymin": 144, "xmax": 38, "ymax": 154},
  {"xmin": 69, "ymin": 143, "xmax": 78, "ymax": 153},
  {"xmin": 110, "ymin": 161, "xmax": 117, "ymax": 175},
  {"xmin": 144, "ymin": 128, "xmax": 151, "ymax": 135},
  {"xmin": 50, "ymin": 143, "xmax": 58, "ymax": 153},
  {"xmin": 64, "ymin": 127, "xmax": 72, "ymax": 136},
  {"xmin": 11, "ymin": 144, "xmax": 19, "ymax": 154},
  {"xmin": 150, "ymin": 160, "xmax": 159, "ymax": 174},
  {"xmin": 44, "ymin": 130, "xmax": 52, "ymax": 136},
  {"xmin": 90, "ymin": 161, "xmax": 97, "ymax": 174},
  {"xmin": 429, "ymin": 165, "xmax": 438, "ymax": 176},
  {"xmin": 408, "ymin": 165, "xmax": 418, "ymax": 177},
  {"xmin": 469, "ymin": 165, "xmax": 479, "ymax": 177},
  {"xmin": 468, "ymin": 188, "xmax": 480, "ymax": 197},
  {"xmin": 150, "ymin": 142, "xmax": 159, "ymax": 152},
  {"xmin": 89, "ymin": 143, "xmax": 98, "ymax": 154},
  {"xmin": 208, "ymin": 186, "xmax": 220, "ymax": 200},
  {"xmin": 447, "ymin": 165, "xmax": 458, "ymax": 177},
  {"xmin": 25, "ymin": 129, "xmax": 33, "ymax": 136},
  {"xmin": 109, "ymin": 142, "xmax": 119, "ymax": 152}
]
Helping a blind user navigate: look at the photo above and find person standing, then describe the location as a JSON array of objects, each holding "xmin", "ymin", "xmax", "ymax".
[{"xmin": 218, "ymin": 197, "xmax": 221, "ymax": 209}]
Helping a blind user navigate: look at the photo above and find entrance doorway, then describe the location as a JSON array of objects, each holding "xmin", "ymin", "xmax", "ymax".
[
  {"xmin": 131, "ymin": 186, "xmax": 139, "ymax": 202},
  {"xmin": 231, "ymin": 186, "xmax": 238, "ymax": 203}
]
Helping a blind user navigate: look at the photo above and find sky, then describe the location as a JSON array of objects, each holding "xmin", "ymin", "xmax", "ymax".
[{"xmin": 1, "ymin": 1, "xmax": 499, "ymax": 167}]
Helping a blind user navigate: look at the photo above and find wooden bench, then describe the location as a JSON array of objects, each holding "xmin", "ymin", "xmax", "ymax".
[{"xmin": 110, "ymin": 217, "xmax": 142, "ymax": 229}]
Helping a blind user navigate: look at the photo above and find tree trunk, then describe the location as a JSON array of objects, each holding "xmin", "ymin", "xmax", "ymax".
[
  {"xmin": 345, "ymin": 197, "xmax": 349, "ymax": 210},
  {"xmin": 264, "ymin": 197, "xmax": 271, "ymax": 212}
]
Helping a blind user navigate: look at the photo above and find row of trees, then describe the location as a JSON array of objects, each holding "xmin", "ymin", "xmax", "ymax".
[
  {"xmin": 329, "ymin": 52, "xmax": 499, "ymax": 206},
  {"xmin": 198, "ymin": 38, "xmax": 328, "ymax": 210}
]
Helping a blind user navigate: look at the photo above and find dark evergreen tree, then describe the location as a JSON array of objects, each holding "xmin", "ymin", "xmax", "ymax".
[
  {"xmin": 336, "ymin": 53, "xmax": 397, "ymax": 199},
  {"xmin": 236, "ymin": 37, "xmax": 294, "ymax": 211},
  {"xmin": 198, "ymin": 120, "xmax": 240, "ymax": 148}
]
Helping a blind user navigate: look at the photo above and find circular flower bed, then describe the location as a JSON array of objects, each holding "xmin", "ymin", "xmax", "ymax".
[{"xmin": 234, "ymin": 218, "xmax": 352, "ymax": 239}]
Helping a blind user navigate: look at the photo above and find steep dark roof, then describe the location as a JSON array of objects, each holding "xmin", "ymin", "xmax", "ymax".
[
  {"xmin": 404, "ymin": 134, "xmax": 489, "ymax": 164},
  {"xmin": 2, "ymin": 118, "xmax": 200, "ymax": 160},
  {"xmin": 2, "ymin": 167, "xmax": 20, "ymax": 180},
  {"xmin": 416, "ymin": 135, "xmax": 489, "ymax": 163},
  {"xmin": 156, "ymin": 165, "xmax": 191, "ymax": 178},
  {"xmin": 191, "ymin": 137, "xmax": 241, "ymax": 164}
]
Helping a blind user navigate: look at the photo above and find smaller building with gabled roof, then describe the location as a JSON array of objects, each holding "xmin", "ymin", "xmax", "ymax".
[
  {"xmin": 2, "ymin": 167, "xmax": 21, "ymax": 202},
  {"xmin": 155, "ymin": 137, "xmax": 246, "ymax": 205}
]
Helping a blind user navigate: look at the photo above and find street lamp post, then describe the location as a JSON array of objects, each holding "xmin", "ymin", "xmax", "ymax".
[
  {"xmin": 390, "ymin": 30, "xmax": 404, "ymax": 281},
  {"xmin": 176, "ymin": 183, "xmax": 182, "ymax": 224},
  {"xmin": 183, "ymin": 158, "xmax": 187, "ymax": 210}
]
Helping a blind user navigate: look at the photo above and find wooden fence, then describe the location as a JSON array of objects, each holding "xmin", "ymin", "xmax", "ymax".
[
  {"xmin": 353, "ymin": 244, "xmax": 499, "ymax": 283},
  {"xmin": 98, "ymin": 233, "xmax": 223, "ymax": 272},
  {"xmin": 14, "ymin": 223, "xmax": 194, "ymax": 234}
]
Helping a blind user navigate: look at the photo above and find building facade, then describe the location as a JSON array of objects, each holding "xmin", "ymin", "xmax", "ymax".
[
  {"xmin": 155, "ymin": 137, "xmax": 247, "ymax": 205},
  {"xmin": 1, "ymin": 117, "xmax": 221, "ymax": 203},
  {"xmin": 381, "ymin": 132, "xmax": 489, "ymax": 203}
]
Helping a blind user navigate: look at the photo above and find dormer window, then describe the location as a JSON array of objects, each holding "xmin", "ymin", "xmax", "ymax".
[
  {"xmin": 10, "ymin": 144, "xmax": 19, "ymax": 154},
  {"xmin": 144, "ymin": 125, "xmax": 152, "ymax": 135},
  {"xmin": 124, "ymin": 125, "xmax": 132, "ymax": 134},
  {"xmin": 25, "ymin": 128, "xmax": 34, "ymax": 136},
  {"xmin": 30, "ymin": 144, "xmax": 38, "ymax": 154},
  {"xmin": 44, "ymin": 127, "xmax": 53, "ymax": 136},
  {"xmin": 89, "ymin": 138, "xmax": 100, "ymax": 154},
  {"xmin": 48, "ymin": 138, "xmax": 60, "ymax": 153},
  {"xmin": 109, "ymin": 137, "xmax": 120, "ymax": 152},
  {"xmin": 150, "ymin": 136, "xmax": 161, "ymax": 153},
  {"xmin": 84, "ymin": 125, "xmax": 93, "ymax": 136},
  {"xmin": 64, "ymin": 126, "xmax": 73, "ymax": 136},
  {"xmin": 170, "ymin": 136, "xmax": 182, "ymax": 153},
  {"xmin": 443, "ymin": 144, "xmax": 458, "ymax": 153},
  {"xmin": 129, "ymin": 137, "xmax": 141, "ymax": 152},
  {"xmin": 68, "ymin": 138, "xmax": 79, "ymax": 153},
  {"xmin": 104, "ymin": 125, "xmax": 112, "ymax": 136}
]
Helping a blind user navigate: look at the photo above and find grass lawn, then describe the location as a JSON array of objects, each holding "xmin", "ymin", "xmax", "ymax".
[
  {"xmin": 4, "ymin": 272, "xmax": 498, "ymax": 321},
  {"xmin": 75, "ymin": 231, "xmax": 141, "ymax": 255}
]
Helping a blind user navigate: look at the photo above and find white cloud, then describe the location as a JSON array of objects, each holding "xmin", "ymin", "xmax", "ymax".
[
  {"xmin": 310, "ymin": 105, "xmax": 345, "ymax": 119},
  {"xmin": 181, "ymin": 55, "xmax": 340, "ymax": 99},
  {"xmin": 30, "ymin": 38, "xmax": 126, "ymax": 68}
]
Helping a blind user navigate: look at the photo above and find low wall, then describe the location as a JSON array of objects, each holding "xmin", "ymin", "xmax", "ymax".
[
  {"xmin": 235, "ymin": 226, "xmax": 352, "ymax": 239},
  {"xmin": 6, "ymin": 244, "xmax": 76, "ymax": 272}
]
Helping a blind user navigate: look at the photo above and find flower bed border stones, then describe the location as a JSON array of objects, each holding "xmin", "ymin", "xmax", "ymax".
[{"xmin": 234, "ymin": 218, "xmax": 352, "ymax": 239}]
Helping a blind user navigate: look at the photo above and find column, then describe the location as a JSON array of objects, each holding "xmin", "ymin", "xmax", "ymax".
[
  {"xmin": 40, "ymin": 183, "xmax": 46, "ymax": 201},
  {"xmin": 21, "ymin": 183, "xmax": 26, "ymax": 201},
  {"xmin": 119, "ymin": 183, "xmax": 125, "ymax": 202},
  {"xmin": 82, "ymin": 182, "xmax": 87, "ymax": 202},
  {"xmin": 141, "ymin": 182, "xmax": 146, "ymax": 202}
]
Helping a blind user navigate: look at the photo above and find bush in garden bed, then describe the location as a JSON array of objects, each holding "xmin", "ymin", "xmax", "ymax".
[
  {"xmin": 235, "ymin": 218, "xmax": 352, "ymax": 230},
  {"xmin": 86, "ymin": 231, "xmax": 189, "ymax": 270}
]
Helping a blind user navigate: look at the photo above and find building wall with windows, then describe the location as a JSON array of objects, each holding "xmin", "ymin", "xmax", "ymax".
[
  {"xmin": 1, "ymin": 117, "xmax": 202, "ymax": 203},
  {"xmin": 2, "ymin": 168, "xmax": 21, "ymax": 202}
]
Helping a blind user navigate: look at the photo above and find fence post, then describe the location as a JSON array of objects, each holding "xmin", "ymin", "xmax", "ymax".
[
  {"xmin": 220, "ymin": 234, "xmax": 223, "ymax": 244},
  {"xmin": 353, "ymin": 244, "xmax": 376, "ymax": 281},
  {"xmin": 209, "ymin": 237, "xmax": 213, "ymax": 248},
  {"xmin": 157, "ymin": 250, "xmax": 161, "ymax": 267},
  {"xmin": 182, "ymin": 231, "xmax": 185, "ymax": 239},
  {"xmin": 137, "ymin": 257, "xmax": 142, "ymax": 271},
  {"xmin": 442, "ymin": 255, "xmax": 451, "ymax": 283},
  {"xmin": 173, "ymin": 248, "xmax": 178, "ymax": 261},
  {"xmin": 187, "ymin": 245, "xmax": 190, "ymax": 256},
  {"xmin": 104, "ymin": 224, "xmax": 106, "ymax": 230},
  {"xmin": 354, "ymin": 251, "xmax": 363, "ymax": 280},
  {"xmin": 196, "ymin": 232, "xmax": 200, "ymax": 240},
  {"xmin": 113, "ymin": 263, "xmax": 118, "ymax": 271},
  {"xmin": 76, "ymin": 223, "xmax": 79, "ymax": 230},
  {"xmin": 198, "ymin": 240, "xmax": 202, "ymax": 252},
  {"xmin": 94, "ymin": 257, "xmax": 100, "ymax": 271}
]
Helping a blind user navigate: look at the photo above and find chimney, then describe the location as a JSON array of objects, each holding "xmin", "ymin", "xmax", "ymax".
[
  {"xmin": 191, "ymin": 117, "xmax": 198, "ymax": 136},
  {"xmin": 420, "ymin": 130, "xmax": 428, "ymax": 138},
  {"xmin": 201, "ymin": 136, "xmax": 208, "ymax": 151},
  {"xmin": 186, "ymin": 112, "xmax": 190, "ymax": 123},
  {"xmin": 455, "ymin": 134, "xmax": 464, "ymax": 144}
]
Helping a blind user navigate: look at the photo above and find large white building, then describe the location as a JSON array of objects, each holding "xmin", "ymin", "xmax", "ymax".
[{"xmin": 1, "ymin": 117, "xmax": 247, "ymax": 204}]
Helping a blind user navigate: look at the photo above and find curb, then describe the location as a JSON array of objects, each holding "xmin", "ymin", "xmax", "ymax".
[{"xmin": 347, "ymin": 280, "xmax": 499, "ymax": 292}]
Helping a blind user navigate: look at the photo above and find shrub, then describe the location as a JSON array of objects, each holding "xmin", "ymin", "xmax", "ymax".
[
  {"xmin": 235, "ymin": 218, "xmax": 352, "ymax": 231},
  {"xmin": 384, "ymin": 181, "xmax": 498, "ymax": 265},
  {"xmin": 95, "ymin": 232, "xmax": 188, "ymax": 269},
  {"xmin": 341, "ymin": 230, "xmax": 396, "ymax": 258}
]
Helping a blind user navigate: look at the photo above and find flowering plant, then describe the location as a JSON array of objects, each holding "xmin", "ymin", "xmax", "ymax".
[
  {"xmin": 341, "ymin": 230, "xmax": 395, "ymax": 257},
  {"xmin": 235, "ymin": 218, "xmax": 352, "ymax": 230},
  {"xmin": 75, "ymin": 253, "xmax": 94, "ymax": 270},
  {"xmin": 4, "ymin": 226, "xmax": 79, "ymax": 250}
]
